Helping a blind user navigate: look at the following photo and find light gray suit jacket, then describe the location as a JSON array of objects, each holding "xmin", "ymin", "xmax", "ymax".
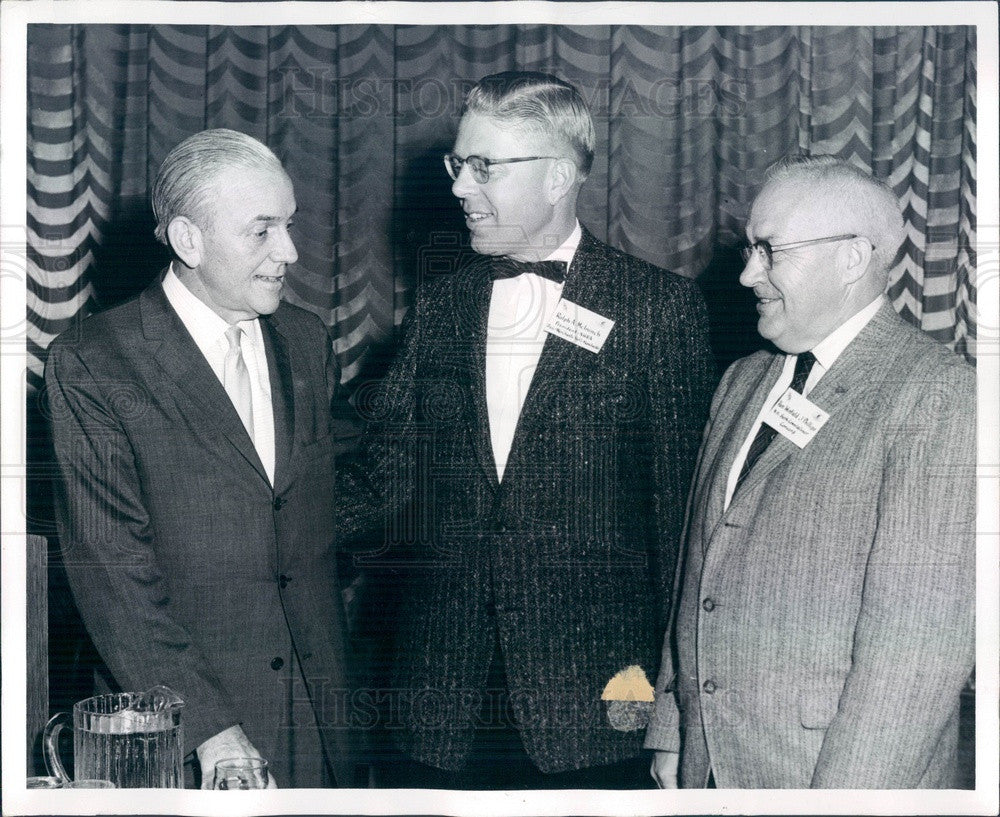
[{"xmin": 645, "ymin": 302, "xmax": 975, "ymax": 788}]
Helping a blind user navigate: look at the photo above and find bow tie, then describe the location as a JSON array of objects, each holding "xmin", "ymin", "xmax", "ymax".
[{"xmin": 489, "ymin": 257, "xmax": 567, "ymax": 284}]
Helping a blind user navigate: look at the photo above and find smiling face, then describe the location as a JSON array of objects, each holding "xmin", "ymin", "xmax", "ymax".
[
  {"xmin": 739, "ymin": 181, "xmax": 853, "ymax": 353},
  {"xmin": 179, "ymin": 163, "xmax": 298, "ymax": 323},
  {"xmin": 450, "ymin": 111, "xmax": 574, "ymax": 261}
]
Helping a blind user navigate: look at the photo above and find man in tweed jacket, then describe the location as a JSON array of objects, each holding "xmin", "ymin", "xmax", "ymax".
[
  {"xmin": 342, "ymin": 72, "xmax": 715, "ymax": 788},
  {"xmin": 646, "ymin": 156, "xmax": 975, "ymax": 788}
]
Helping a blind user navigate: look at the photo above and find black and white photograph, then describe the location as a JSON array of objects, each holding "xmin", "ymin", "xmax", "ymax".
[{"xmin": 2, "ymin": 2, "xmax": 997, "ymax": 815}]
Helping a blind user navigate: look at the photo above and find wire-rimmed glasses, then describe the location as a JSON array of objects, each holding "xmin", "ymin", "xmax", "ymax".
[{"xmin": 740, "ymin": 233, "xmax": 863, "ymax": 269}]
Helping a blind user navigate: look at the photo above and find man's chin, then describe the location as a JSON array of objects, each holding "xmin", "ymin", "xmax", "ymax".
[
  {"xmin": 469, "ymin": 228, "xmax": 530, "ymax": 259},
  {"xmin": 470, "ymin": 235, "xmax": 510, "ymax": 257},
  {"xmin": 251, "ymin": 294, "xmax": 283, "ymax": 316},
  {"xmin": 756, "ymin": 317, "xmax": 782, "ymax": 346}
]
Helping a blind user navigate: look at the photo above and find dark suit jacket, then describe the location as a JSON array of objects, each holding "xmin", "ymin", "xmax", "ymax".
[
  {"xmin": 46, "ymin": 277, "xmax": 359, "ymax": 787},
  {"xmin": 341, "ymin": 228, "xmax": 716, "ymax": 773},
  {"xmin": 645, "ymin": 302, "xmax": 976, "ymax": 788}
]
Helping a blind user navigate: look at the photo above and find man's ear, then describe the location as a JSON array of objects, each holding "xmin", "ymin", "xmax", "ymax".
[
  {"xmin": 547, "ymin": 158, "xmax": 578, "ymax": 205},
  {"xmin": 841, "ymin": 236, "xmax": 874, "ymax": 285},
  {"xmin": 166, "ymin": 216, "xmax": 204, "ymax": 268}
]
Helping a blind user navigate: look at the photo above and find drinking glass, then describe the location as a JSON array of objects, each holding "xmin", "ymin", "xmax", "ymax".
[{"xmin": 213, "ymin": 757, "xmax": 269, "ymax": 790}]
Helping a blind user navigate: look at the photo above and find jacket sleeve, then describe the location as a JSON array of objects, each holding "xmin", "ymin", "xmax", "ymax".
[
  {"xmin": 644, "ymin": 650, "xmax": 683, "ymax": 751},
  {"xmin": 45, "ymin": 340, "xmax": 239, "ymax": 752},
  {"xmin": 645, "ymin": 352, "xmax": 735, "ymax": 753},
  {"xmin": 334, "ymin": 288, "xmax": 424, "ymax": 546},
  {"xmin": 646, "ymin": 276, "xmax": 717, "ymax": 626},
  {"xmin": 810, "ymin": 355, "xmax": 976, "ymax": 788}
]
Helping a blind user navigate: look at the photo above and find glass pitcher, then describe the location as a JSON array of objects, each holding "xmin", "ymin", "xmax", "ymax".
[{"xmin": 43, "ymin": 686, "xmax": 184, "ymax": 788}]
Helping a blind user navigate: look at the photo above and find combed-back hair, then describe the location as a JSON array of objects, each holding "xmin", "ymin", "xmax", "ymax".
[
  {"xmin": 762, "ymin": 155, "xmax": 906, "ymax": 276},
  {"xmin": 152, "ymin": 128, "xmax": 284, "ymax": 244},
  {"xmin": 464, "ymin": 71, "xmax": 596, "ymax": 179}
]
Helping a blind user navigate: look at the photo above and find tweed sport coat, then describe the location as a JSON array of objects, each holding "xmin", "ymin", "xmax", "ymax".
[
  {"xmin": 340, "ymin": 228, "xmax": 716, "ymax": 773},
  {"xmin": 46, "ymin": 277, "xmax": 360, "ymax": 787},
  {"xmin": 644, "ymin": 302, "xmax": 976, "ymax": 788}
]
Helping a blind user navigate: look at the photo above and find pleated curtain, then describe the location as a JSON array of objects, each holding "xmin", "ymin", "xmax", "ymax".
[{"xmin": 26, "ymin": 25, "xmax": 977, "ymax": 388}]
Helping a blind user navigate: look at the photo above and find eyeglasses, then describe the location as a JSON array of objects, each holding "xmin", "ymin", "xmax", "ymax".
[
  {"xmin": 443, "ymin": 153, "xmax": 559, "ymax": 184},
  {"xmin": 740, "ymin": 234, "xmax": 863, "ymax": 269}
]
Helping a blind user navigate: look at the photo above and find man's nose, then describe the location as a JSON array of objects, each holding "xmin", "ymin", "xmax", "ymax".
[
  {"xmin": 451, "ymin": 161, "xmax": 478, "ymax": 199},
  {"xmin": 272, "ymin": 225, "xmax": 298, "ymax": 265},
  {"xmin": 738, "ymin": 256, "xmax": 765, "ymax": 288}
]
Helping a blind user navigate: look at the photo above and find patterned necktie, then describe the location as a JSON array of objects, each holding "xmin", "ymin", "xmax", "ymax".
[
  {"xmin": 489, "ymin": 256, "xmax": 566, "ymax": 284},
  {"xmin": 223, "ymin": 324, "xmax": 254, "ymax": 441},
  {"xmin": 733, "ymin": 351, "xmax": 817, "ymax": 496}
]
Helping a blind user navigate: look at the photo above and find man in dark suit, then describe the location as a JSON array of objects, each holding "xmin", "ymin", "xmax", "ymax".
[
  {"xmin": 646, "ymin": 156, "xmax": 975, "ymax": 788},
  {"xmin": 46, "ymin": 129, "xmax": 360, "ymax": 788},
  {"xmin": 342, "ymin": 71, "xmax": 715, "ymax": 788}
]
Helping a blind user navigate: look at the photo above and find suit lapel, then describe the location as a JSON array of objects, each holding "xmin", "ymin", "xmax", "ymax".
[
  {"xmin": 261, "ymin": 315, "xmax": 295, "ymax": 491},
  {"xmin": 454, "ymin": 257, "xmax": 501, "ymax": 489},
  {"xmin": 501, "ymin": 230, "xmax": 602, "ymax": 482},
  {"xmin": 725, "ymin": 301, "xmax": 902, "ymax": 510},
  {"xmin": 139, "ymin": 277, "xmax": 269, "ymax": 485},
  {"xmin": 700, "ymin": 353, "xmax": 785, "ymax": 539}
]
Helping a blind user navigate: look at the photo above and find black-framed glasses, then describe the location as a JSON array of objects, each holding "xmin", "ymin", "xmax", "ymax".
[
  {"xmin": 740, "ymin": 233, "xmax": 863, "ymax": 269},
  {"xmin": 443, "ymin": 153, "xmax": 559, "ymax": 184}
]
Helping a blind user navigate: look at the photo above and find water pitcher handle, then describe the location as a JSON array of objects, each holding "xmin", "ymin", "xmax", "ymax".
[{"xmin": 43, "ymin": 712, "xmax": 72, "ymax": 785}]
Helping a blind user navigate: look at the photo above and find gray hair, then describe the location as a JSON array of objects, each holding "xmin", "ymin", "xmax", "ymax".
[
  {"xmin": 152, "ymin": 129, "xmax": 284, "ymax": 244},
  {"xmin": 463, "ymin": 71, "xmax": 596, "ymax": 179},
  {"xmin": 761, "ymin": 155, "xmax": 905, "ymax": 276}
]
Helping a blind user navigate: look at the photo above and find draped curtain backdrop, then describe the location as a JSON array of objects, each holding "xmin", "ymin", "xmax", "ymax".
[{"xmin": 26, "ymin": 25, "xmax": 977, "ymax": 390}]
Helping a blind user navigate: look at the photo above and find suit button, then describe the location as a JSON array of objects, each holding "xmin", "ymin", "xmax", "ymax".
[
  {"xmin": 273, "ymin": 496, "xmax": 287, "ymax": 510},
  {"xmin": 702, "ymin": 679, "xmax": 717, "ymax": 694},
  {"xmin": 495, "ymin": 521, "xmax": 507, "ymax": 534},
  {"xmin": 278, "ymin": 574, "xmax": 290, "ymax": 589},
  {"xmin": 270, "ymin": 657, "xmax": 284, "ymax": 671},
  {"xmin": 702, "ymin": 597, "xmax": 716, "ymax": 612}
]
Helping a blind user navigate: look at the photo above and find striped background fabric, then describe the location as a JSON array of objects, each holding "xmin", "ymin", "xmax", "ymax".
[{"xmin": 26, "ymin": 25, "xmax": 977, "ymax": 390}]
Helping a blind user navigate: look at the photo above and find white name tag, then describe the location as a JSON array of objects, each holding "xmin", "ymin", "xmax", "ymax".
[
  {"xmin": 764, "ymin": 388, "xmax": 830, "ymax": 448},
  {"xmin": 544, "ymin": 298, "xmax": 615, "ymax": 353}
]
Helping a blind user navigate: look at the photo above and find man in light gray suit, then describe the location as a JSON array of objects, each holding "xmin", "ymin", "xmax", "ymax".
[{"xmin": 645, "ymin": 155, "xmax": 975, "ymax": 788}]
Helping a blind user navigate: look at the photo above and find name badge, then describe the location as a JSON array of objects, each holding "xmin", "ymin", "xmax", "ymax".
[
  {"xmin": 764, "ymin": 388, "xmax": 830, "ymax": 448},
  {"xmin": 544, "ymin": 298, "xmax": 615, "ymax": 353}
]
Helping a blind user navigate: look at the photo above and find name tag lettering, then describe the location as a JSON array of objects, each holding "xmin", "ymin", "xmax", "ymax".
[
  {"xmin": 764, "ymin": 388, "xmax": 830, "ymax": 448},
  {"xmin": 544, "ymin": 299, "xmax": 615, "ymax": 353}
]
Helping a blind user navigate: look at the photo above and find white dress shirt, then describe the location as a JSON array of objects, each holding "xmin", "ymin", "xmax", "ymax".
[
  {"xmin": 162, "ymin": 265, "xmax": 276, "ymax": 484},
  {"xmin": 723, "ymin": 294, "xmax": 885, "ymax": 509},
  {"xmin": 486, "ymin": 221, "xmax": 582, "ymax": 481}
]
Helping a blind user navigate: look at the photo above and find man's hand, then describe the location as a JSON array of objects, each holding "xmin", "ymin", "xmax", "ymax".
[
  {"xmin": 196, "ymin": 725, "xmax": 278, "ymax": 789},
  {"xmin": 650, "ymin": 750, "xmax": 679, "ymax": 788}
]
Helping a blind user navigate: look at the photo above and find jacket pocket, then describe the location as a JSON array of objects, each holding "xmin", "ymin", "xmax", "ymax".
[{"xmin": 798, "ymin": 685, "xmax": 843, "ymax": 729}]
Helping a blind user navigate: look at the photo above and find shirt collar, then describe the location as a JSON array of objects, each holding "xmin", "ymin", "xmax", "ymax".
[
  {"xmin": 162, "ymin": 263, "xmax": 257, "ymax": 349},
  {"xmin": 808, "ymin": 294, "xmax": 886, "ymax": 370},
  {"xmin": 543, "ymin": 220, "xmax": 582, "ymax": 267}
]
